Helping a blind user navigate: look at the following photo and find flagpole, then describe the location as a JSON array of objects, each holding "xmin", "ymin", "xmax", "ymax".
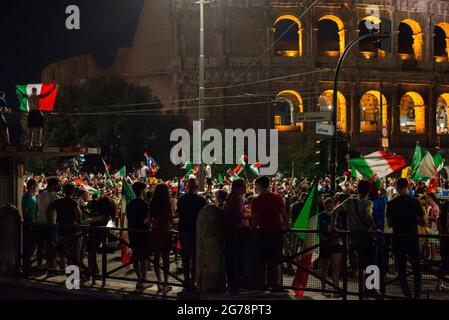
[{"xmin": 242, "ymin": 165, "xmax": 249, "ymax": 183}]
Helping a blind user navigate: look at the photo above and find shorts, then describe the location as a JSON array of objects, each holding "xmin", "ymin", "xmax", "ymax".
[
  {"xmin": 129, "ymin": 232, "xmax": 150, "ymax": 258},
  {"xmin": 28, "ymin": 110, "xmax": 44, "ymax": 128}
]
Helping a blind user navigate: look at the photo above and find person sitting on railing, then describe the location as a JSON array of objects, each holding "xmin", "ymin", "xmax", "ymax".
[
  {"xmin": 126, "ymin": 182, "xmax": 150, "ymax": 291},
  {"xmin": 149, "ymin": 183, "xmax": 173, "ymax": 293},
  {"xmin": 46, "ymin": 183, "xmax": 82, "ymax": 270},
  {"xmin": 386, "ymin": 178, "xmax": 425, "ymax": 299}
]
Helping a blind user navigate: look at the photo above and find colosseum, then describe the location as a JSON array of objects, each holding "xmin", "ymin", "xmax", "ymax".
[{"xmin": 41, "ymin": 0, "xmax": 449, "ymax": 156}]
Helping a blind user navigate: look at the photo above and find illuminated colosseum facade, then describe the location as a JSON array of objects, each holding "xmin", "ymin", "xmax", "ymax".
[{"xmin": 41, "ymin": 0, "xmax": 449, "ymax": 155}]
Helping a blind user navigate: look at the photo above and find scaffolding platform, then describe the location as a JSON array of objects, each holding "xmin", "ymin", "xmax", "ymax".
[
  {"xmin": 0, "ymin": 146, "xmax": 101, "ymax": 207},
  {"xmin": 0, "ymin": 146, "xmax": 101, "ymax": 159}
]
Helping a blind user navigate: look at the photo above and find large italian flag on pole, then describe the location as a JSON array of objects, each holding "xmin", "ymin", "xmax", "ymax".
[
  {"xmin": 410, "ymin": 145, "xmax": 439, "ymax": 181},
  {"xmin": 16, "ymin": 83, "xmax": 58, "ymax": 112},
  {"xmin": 292, "ymin": 180, "xmax": 319, "ymax": 296},
  {"xmin": 348, "ymin": 151, "xmax": 406, "ymax": 179},
  {"xmin": 410, "ymin": 145, "xmax": 444, "ymax": 191}
]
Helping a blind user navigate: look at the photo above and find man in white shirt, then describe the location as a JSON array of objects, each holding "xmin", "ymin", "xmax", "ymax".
[
  {"xmin": 36, "ymin": 177, "xmax": 60, "ymax": 268},
  {"xmin": 139, "ymin": 161, "xmax": 149, "ymax": 182},
  {"xmin": 205, "ymin": 164, "xmax": 212, "ymax": 192}
]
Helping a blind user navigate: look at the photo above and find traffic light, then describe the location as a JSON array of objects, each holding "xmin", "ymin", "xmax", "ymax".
[
  {"xmin": 315, "ymin": 139, "xmax": 330, "ymax": 175},
  {"xmin": 336, "ymin": 137, "xmax": 349, "ymax": 174},
  {"xmin": 380, "ymin": 17, "xmax": 391, "ymax": 52},
  {"xmin": 372, "ymin": 17, "xmax": 391, "ymax": 52}
]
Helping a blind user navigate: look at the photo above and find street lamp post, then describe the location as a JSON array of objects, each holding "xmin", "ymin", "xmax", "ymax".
[
  {"xmin": 330, "ymin": 33, "xmax": 388, "ymax": 191},
  {"xmin": 197, "ymin": 0, "xmax": 209, "ymax": 191}
]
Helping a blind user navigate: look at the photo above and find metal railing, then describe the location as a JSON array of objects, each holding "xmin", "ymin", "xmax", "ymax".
[{"xmin": 19, "ymin": 222, "xmax": 449, "ymax": 300}]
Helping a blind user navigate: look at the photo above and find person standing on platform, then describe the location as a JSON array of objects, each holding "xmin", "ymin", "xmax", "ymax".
[{"xmin": 17, "ymin": 84, "xmax": 56, "ymax": 147}]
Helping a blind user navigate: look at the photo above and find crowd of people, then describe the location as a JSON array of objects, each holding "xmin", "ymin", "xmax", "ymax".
[{"xmin": 19, "ymin": 165, "xmax": 449, "ymax": 297}]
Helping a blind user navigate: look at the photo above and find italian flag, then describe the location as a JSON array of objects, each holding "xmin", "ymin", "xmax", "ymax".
[
  {"xmin": 16, "ymin": 83, "xmax": 58, "ymax": 112},
  {"xmin": 182, "ymin": 161, "xmax": 194, "ymax": 177},
  {"xmin": 114, "ymin": 166, "xmax": 126, "ymax": 179},
  {"xmin": 74, "ymin": 178, "xmax": 101, "ymax": 197},
  {"xmin": 410, "ymin": 145, "xmax": 439, "ymax": 181},
  {"xmin": 227, "ymin": 168, "xmax": 240, "ymax": 181},
  {"xmin": 250, "ymin": 162, "xmax": 262, "ymax": 176},
  {"xmin": 120, "ymin": 179, "xmax": 136, "ymax": 266},
  {"xmin": 102, "ymin": 158, "xmax": 111, "ymax": 179},
  {"xmin": 238, "ymin": 154, "xmax": 248, "ymax": 166},
  {"xmin": 348, "ymin": 151, "xmax": 406, "ymax": 179},
  {"xmin": 411, "ymin": 146, "xmax": 444, "ymax": 191},
  {"xmin": 292, "ymin": 180, "xmax": 319, "ymax": 296}
]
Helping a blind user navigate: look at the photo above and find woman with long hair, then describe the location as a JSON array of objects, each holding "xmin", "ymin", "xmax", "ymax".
[
  {"xmin": 222, "ymin": 178, "xmax": 250, "ymax": 288},
  {"xmin": 149, "ymin": 183, "xmax": 173, "ymax": 292}
]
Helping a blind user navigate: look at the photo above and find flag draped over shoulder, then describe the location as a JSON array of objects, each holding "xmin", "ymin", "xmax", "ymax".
[
  {"xmin": 16, "ymin": 83, "xmax": 58, "ymax": 112},
  {"xmin": 348, "ymin": 151, "xmax": 406, "ymax": 179},
  {"xmin": 292, "ymin": 180, "xmax": 319, "ymax": 296}
]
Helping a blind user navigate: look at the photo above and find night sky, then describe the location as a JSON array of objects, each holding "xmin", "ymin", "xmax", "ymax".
[{"xmin": 0, "ymin": 0, "xmax": 143, "ymax": 100}]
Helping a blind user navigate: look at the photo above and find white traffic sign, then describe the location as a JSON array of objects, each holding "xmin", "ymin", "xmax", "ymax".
[
  {"xmin": 316, "ymin": 123, "xmax": 335, "ymax": 136},
  {"xmin": 297, "ymin": 112, "xmax": 332, "ymax": 122},
  {"xmin": 381, "ymin": 126, "xmax": 388, "ymax": 138}
]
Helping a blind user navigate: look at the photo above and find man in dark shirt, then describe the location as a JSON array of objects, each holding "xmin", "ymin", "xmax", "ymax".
[
  {"xmin": 176, "ymin": 178, "xmax": 207, "ymax": 288},
  {"xmin": 386, "ymin": 178, "xmax": 425, "ymax": 299},
  {"xmin": 126, "ymin": 181, "xmax": 149, "ymax": 290},
  {"xmin": 47, "ymin": 183, "xmax": 82, "ymax": 269}
]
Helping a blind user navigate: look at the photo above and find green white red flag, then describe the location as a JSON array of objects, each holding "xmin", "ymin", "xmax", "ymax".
[
  {"xmin": 292, "ymin": 180, "xmax": 319, "ymax": 296},
  {"xmin": 114, "ymin": 166, "xmax": 126, "ymax": 179},
  {"xmin": 74, "ymin": 178, "xmax": 101, "ymax": 197},
  {"xmin": 16, "ymin": 83, "xmax": 58, "ymax": 112},
  {"xmin": 348, "ymin": 151, "xmax": 406, "ymax": 179},
  {"xmin": 250, "ymin": 162, "xmax": 262, "ymax": 176}
]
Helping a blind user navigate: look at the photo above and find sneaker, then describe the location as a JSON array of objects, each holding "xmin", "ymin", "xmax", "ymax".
[{"xmin": 437, "ymin": 283, "xmax": 448, "ymax": 291}]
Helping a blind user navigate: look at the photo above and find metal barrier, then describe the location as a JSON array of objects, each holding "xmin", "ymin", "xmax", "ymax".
[{"xmin": 19, "ymin": 222, "xmax": 449, "ymax": 300}]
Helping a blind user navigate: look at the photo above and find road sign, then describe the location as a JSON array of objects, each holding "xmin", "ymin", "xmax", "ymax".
[
  {"xmin": 381, "ymin": 126, "xmax": 388, "ymax": 138},
  {"xmin": 297, "ymin": 112, "xmax": 332, "ymax": 122},
  {"xmin": 382, "ymin": 138, "xmax": 389, "ymax": 147},
  {"xmin": 316, "ymin": 123, "xmax": 335, "ymax": 136}
]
